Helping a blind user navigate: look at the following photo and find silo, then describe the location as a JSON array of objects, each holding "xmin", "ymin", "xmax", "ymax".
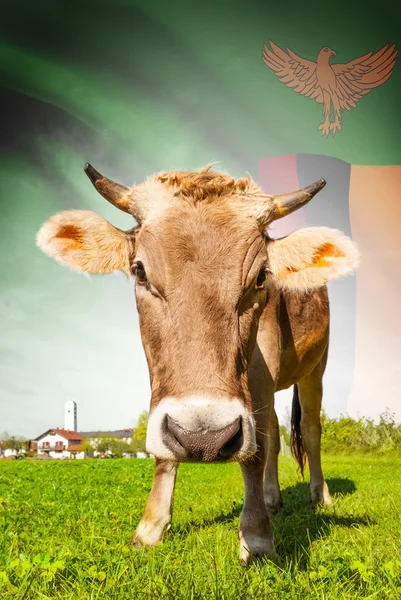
[{"xmin": 64, "ymin": 400, "xmax": 77, "ymax": 431}]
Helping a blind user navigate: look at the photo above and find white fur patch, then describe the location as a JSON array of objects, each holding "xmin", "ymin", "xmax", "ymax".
[
  {"xmin": 146, "ymin": 395, "xmax": 256, "ymax": 461},
  {"xmin": 133, "ymin": 179, "xmax": 174, "ymax": 223},
  {"xmin": 134, "ymin": 520, "xmax": 169, "ymax": 547},
  {"xmin": 133, "ymin": 464, "xmax": 177, "ymax": 547}
]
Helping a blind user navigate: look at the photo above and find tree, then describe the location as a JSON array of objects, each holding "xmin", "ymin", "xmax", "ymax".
[
  {"xmin": 130, "ymin": 411, "xmax": 149, "ymax": 455},
  {"xmin": 95, "ymin": 436, "xmax": 114, "ymax": 455},
  {"xmin": 94, "ymin": 435, "xmax": 130, "ymax": 458},
  {"xmin": 108, "ymin": 438, "xmax": 130, "ymax": 458},
  {"xmin": 81, "ymin": 438, "xmax": 95, "ymax": 454},
  {"xmin": 1, "ymin": 436, "xmax": 26, "ymax": 453},
  {"xmin": 279, "ymin": 425, "xmax": 291, "ymax": 448}
]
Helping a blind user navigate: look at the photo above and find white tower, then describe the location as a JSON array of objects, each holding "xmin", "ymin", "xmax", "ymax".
[{"xmin": 64, "ymin": 400, "xmax": 77, "ymax": 431}]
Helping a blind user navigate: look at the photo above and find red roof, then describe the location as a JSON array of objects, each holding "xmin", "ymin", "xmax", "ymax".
[
  {"xmin": 34, "ymin": 429, "xmax": 85, "ymax": 442},
  {"xmin": 68, "ymin": 445, "xmax": 83, "ymax": 452},
  {"xmin": 54, "ymin": 429, "xmax": 85, "ymax": 441}
]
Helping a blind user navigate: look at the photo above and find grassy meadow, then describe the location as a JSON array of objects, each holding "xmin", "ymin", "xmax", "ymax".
[{"xmin": 0, "ymin": 455, "xmax": 400, "ymax": 599}]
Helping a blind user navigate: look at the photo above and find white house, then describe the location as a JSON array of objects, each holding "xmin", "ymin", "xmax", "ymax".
[
  {"xmin": 0, "ymin": 443, "xmax": 26, "ymax": 459},
  {"xmin": 2, "ymin": 448, "xmax": 18, "ymax": 458},
  {"xmin": 32, "ymin": 429, "xmax": 86, "ymax": 459}
]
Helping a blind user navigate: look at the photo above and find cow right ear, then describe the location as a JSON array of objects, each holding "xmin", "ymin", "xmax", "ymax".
[
  {"xmin": 266, "ymin": 227, "xmax": 360, "ymax": 292},
  {"xmin": 36, "ymin": 210, "xmax": 136, "ymax": 275}
]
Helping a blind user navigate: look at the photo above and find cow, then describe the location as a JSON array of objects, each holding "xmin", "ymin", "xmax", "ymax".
[{"xmin": 37, "ymin": 163, "xmax": 359, "ymax": 563}]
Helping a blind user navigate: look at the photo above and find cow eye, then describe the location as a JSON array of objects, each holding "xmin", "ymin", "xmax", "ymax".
[
  {"xmin": 135, "ymin": 262, "xmax": 147, "ymax": 284},
  {"xmin": 256, "ymin": 268, "xmax": 266, "ymax": 288}
]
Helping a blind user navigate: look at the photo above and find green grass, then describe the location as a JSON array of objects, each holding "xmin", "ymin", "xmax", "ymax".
[{"xmin": 0, "ymin": 455, "xmax": 400, "ymax": 599}]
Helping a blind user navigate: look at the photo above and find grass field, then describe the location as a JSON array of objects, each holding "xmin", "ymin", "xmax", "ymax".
[{"xmin": 0, "ymin": 455, "xmax": 400, "ymax": 599}]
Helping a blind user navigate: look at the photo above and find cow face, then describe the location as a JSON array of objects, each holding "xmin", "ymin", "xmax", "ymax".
[
  {"xmin": 133, "ymin": 204, "xmax": 269, "ymax": 462},
  {"xmin": 37, "ymin": 165, "xmax": 359, "ymax": 463}
]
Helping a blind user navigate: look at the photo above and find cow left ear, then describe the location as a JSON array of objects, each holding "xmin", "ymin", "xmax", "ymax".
[
  {"xmin": 266, "ymin": 227, "xmax": 360, "ymax": 291},
  {"xmin": 37, "ymin": 210, "xmax": 136, "ymax": 275}
]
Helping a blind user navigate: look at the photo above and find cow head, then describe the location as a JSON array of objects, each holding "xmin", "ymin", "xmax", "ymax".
[{"xmin": 37, "ymin": 164, "xmax": 359, "ymax": 463}]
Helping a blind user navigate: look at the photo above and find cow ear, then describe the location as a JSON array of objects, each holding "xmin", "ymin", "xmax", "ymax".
[
  {"xmin": 36, "ymin": 210, "xmax": 136, "ymax": 275},
  {"xmin": 266, "ymin": 227, "xmax": 360, "ymax": 291}
]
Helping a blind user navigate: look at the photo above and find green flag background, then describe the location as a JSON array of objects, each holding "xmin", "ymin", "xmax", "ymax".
[{"xmin": 0, "ymin": 0, "xmax": 399, "ymax": 437}]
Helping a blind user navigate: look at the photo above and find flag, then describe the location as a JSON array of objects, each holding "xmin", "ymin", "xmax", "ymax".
[
  {"xmin": 259, "ymin": 156, "xmax": 401, "ymax": 419},
  {"xmin": 0, "ymin": 0, "xmax": 400, "ymax": 432}
]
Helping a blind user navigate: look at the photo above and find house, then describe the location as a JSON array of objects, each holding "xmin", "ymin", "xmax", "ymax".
[
  {"xmin": 79, "ymin": 428, "xmax": 134, "ymax": 457},
  {"xmin": 1, "ymin": 448, "xmax": 18, "ymax": 458},
  {"xmin": 0, "ymin": 438, "xmax": 27, "ymax": 459},
  {"xmin": 29, "ymin": 427, "xmax": 140, "ymax": 459},
  {"xmin": 32, "ymin": 429, "xmax": 86, "ymax": 459},
  {"xmin": 80, "ymin": 428, "xmax": 133, "ymax": 444}
]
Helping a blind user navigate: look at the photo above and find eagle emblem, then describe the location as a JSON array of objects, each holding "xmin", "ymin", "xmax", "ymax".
[{"xmin": 262, "ymin": 41, "xmax": 397, "ymax": 136}]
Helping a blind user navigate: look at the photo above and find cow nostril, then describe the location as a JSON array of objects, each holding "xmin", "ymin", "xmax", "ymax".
[
  {"xmin": 163, "ymin": 416, "xmax": 188, "ymax": 460},
  {"xmin": 218, "ymin": 419, "xmax": 243, "ymax": 457},
  {"xmin": 166, "ymin": 416, "xmax": 188, "ymax": 449}
]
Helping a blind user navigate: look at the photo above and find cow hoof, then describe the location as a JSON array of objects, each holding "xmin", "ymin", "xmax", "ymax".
[
  {"xmin": 130, "ymin": 519, "xmax": 170, "ymax": 548},
  {"xmin": 310, "ymin": 481, "xmax": 333, "ymax": 507},
  {"xmin": 239, "ymin": 532, "xmax": 275, "ymax": 565}
]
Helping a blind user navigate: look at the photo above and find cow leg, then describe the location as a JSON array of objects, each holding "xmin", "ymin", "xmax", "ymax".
[
  {"xmin": 263, "ymin": 407, "xmax": 283, "ymax": 512},
  {"xmin": 241, "ymin": 302, "xmax": 281, "ymax": 563},
  {"xmin": 239, "ymin": 433, "xmax": 275, "ymax": 564},
  {"xmin": 298, "ymin": 359, "xmax": 332, "ymax": 507},
  {"xmin": 131, "ymin": 459, "xmax": 178, "ymax": 547}
]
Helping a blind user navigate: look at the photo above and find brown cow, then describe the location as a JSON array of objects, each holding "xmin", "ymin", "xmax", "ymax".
[{"xmin": 37, "ymin": 163, "xmax": 359, "ymax": 563}]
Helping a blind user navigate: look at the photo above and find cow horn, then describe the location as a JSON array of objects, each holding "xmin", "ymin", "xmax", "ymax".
[
  {"xmin": 270, "ymin": 179, "xmax": 326, "ymax": 221},
  {"xmin": 84, "ymin": 163, "xmax": 133, "ymax": 215}
]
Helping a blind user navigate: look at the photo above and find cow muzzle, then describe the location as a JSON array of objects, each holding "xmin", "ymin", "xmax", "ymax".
[
  {"xmin": 146, "ymin": 396, "xmax": 257, "ymax": 463},
  {"xmin": 164, "ymin": 415, "xmax": 243, "ymax": 462}
]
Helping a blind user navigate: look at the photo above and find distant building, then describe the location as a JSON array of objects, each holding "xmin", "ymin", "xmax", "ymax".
[
  {"xmin": 29, "ymin": 427, "xmax": 136, "ymax": 459},
  {"xmin": 31, "ymin": 428, "xmax": 85, "ymax": 459},
  {"xmin": 80, "ymin": 428, "xmax": 133, "ymax": 445},
  {"xmin": 80, "ymin": 429, "xmax": 134, "ymax": 457},
  {"xmin": 64, "ymin": 400, "xmax": 77, "ymax": 432},
  {"xmin": 1, "ymin": 448, "xmax": 18, "ymax": 458},
  {"xmin": 0, "ymin": 439, "xmax": 27, "ymax": 459}
]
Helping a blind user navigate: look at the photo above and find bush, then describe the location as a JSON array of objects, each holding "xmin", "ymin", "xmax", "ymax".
[{"xmin": 321, "ymin": 409, "xmax": 401, "ymax": 454}]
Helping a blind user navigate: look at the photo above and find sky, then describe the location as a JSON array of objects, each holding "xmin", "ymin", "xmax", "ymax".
[{"xmin": 0, "ymin": 0, "xmax": 400, "ymax": 438}]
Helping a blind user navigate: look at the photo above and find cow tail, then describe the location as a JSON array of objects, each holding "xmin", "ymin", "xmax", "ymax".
[{"xmin": 291, "ymin": 384, "xmax": 306, "ymax": 480}]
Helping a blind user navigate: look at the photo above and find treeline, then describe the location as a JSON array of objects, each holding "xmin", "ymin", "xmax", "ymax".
[
  {"xmin": 3, "ymin": 410, "xmax": 400, "ymax": 458},
  {"xmin": 0, "ymin": 412, "xmax": 150, "ymax": 459},
  {"xmin": 278, "ymin": 409, "xmax": 401, "ymax": 456},
  {"xmin": 320, "ymin": 409, "xmax": 401, "ymax": 454}
]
